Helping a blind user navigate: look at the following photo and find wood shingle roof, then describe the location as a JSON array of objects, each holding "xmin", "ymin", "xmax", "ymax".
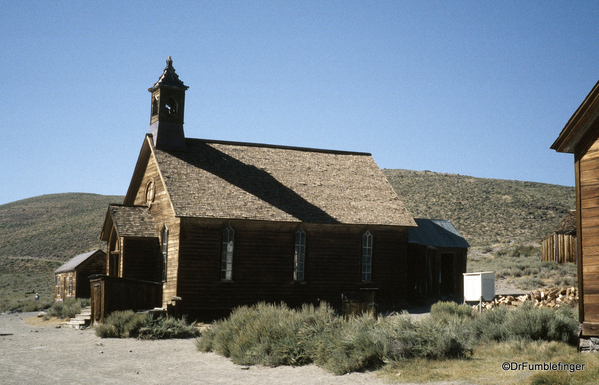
[
  {"xmin": 554, "ymin": 211, "xmax": 576, "ymax": 234},
  {"xmin": 142, "ymin": 136, "xmax": 415, "ymax": 227},
  {"xmin": 101, "ymin": 204, "xmax": 158, "ymax": 240},
  {"xmin": 54, "ymin": 249, "xmax": 106, "ymax": 274}
]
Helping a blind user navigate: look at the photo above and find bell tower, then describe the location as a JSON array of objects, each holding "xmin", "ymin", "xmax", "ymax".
[{"xmin": 148, "ymin": 57, "xmax": 189, "ymax": 151}]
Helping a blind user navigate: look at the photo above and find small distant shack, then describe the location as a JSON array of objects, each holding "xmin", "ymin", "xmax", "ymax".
[
  {"xmin": 541, "ymin": 211, "xmax": 577, "ymax": 264},
  {"xmin": 407, "ymin": 219, "xmax": 470, "ymax": 300},
  {"xmin": 54, "ymin": 250, "xmax": 106, "ymax": 301}
]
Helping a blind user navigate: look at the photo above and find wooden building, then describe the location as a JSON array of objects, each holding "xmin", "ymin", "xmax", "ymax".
[
  {"xmin": 407, "ymin": 218, "xmax": 469, "ymax": 300},
  {"xmin": 93, "ymin": 58, "xmax": 417, "ymax": 322},
  {"xmin": 552, "ymin": 79, "xmax": 599, "ymax": 340},
  {"xmin": 54, "ymin": 249, "xmax": 106, "ymax": 301},
  {"xmin": 541, "ymin": 211, "xmax": 577, "ymax": 264}
]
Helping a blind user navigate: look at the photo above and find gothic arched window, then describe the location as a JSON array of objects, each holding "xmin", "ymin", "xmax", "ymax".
[
  {"xmin": 165, "ymin": 97, "xmax": 178, "ymax": 115},
  {"xmin": 361, "ymin": 231, "xmax": 373, "ymax": 282},
  {"xmin": 294, "ymin": 228, "xmax": 306, "ymax": 281},
  {"xmin": 162, "ymin": 226, "xmax": 168, "ymax": 282},
  {"xmin": 221, "ymin": 226, "xmax": 234, "ymax": 281}
]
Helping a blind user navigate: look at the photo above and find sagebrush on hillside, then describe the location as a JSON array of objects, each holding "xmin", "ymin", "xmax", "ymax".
[{"xmin": 384, "ymin": 169, "xmax": 574, "ymax": 246}]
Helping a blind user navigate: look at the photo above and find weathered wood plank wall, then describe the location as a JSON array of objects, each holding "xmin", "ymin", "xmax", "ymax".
[
  {"xmin": 579, "ymin": 140, "xmax": 599, "ymax": 326},
  {"xmin": 132, "ymin": 153, "xmax": 180, "ymax": 308},
  {"xmin": 176, "ymin": 217, "xmax": 408, "ymax": 321},
  {"xmin": 89, "ymin": 275, "xmax": 162, "ymax": 324},
  {"xmin": 541, "ymin": 233, "xmax": 577, "ymax": 264}
]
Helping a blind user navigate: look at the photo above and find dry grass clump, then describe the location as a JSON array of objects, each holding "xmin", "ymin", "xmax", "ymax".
[{"xmin": 382, "ymin": 340, "xmax": 599, "ymax": 384}]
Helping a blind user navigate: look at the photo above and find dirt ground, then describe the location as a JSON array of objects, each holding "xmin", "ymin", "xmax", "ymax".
[{"xmin": 0, "ymin": 311, "xmax": 478, "ymax": 385}]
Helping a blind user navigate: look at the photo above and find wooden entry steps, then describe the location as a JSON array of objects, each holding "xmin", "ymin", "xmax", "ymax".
[{"xmin": 63, "ymin": 306, "xmax": 92, "ymax": 329}]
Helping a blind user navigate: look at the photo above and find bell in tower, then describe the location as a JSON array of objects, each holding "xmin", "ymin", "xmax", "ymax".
[{"xmin": 148, "ymin": 57, "xmax": 189, "ymax": 151}]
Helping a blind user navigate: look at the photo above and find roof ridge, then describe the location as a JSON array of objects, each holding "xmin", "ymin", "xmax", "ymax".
[
  {"xmin": 183, "ymin": 137, "xmax": 372, "ymax": 156},
  {"xmin": 108, "ymin": 203, "xmax": 148, "ymax": 207}
]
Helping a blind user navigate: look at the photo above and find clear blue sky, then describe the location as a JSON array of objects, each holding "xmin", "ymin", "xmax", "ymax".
[{"xmin": 1, "ymin": 1, "xmax": 597, "ymax": 206}]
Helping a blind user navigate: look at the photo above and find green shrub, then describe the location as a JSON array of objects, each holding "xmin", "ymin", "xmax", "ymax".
[
  {"xmin": 130, "ymin": 315, "xmax": 200, "ymax": 340},
  {"xmin": 196, "ymin": 302, "xmax": 326, "ymax": 367},
  {"xmin": 316, "ymin": 315, "xmax": 386, "ymax": 374},
  {"xmin": 45, "ymin": 297, "xmax": 88, "ymax": 319},
  {"xmin": 95, "ymin": 322, "xmax": 120, "ymax": 338},
  {"xmin": 467, "ymin": 303, "xmax": 578, "ymax": 346},
  {"xmin": 382, "ymin": 312, "xmax": 473, "ymax": 361},
  {"xmin": 195, "ymin": 301, "xmax": 579, "ymax": 375},
  {"xmin": 95, "ymin": 310, "xmax": 199, "ymax": 339},
  {"xmin": 502, "ymin": 304, "xmax": 577, "ymax": 345},
  {"xmin": 468, "ymin": 305, "xmax": 509, "ymax": 342},
  {"xmin": 430, "ymin": 301, "xmax": 473, "ymax": 321},
  {"xmin": 95, "ymin": 310, "xmax": 139, "ymax": 338},
  {"xmin": 196, "ymin": 302, "xmax": 474, "ymax": 375}
]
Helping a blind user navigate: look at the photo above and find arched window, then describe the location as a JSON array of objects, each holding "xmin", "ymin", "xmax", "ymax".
[
  {"xmin": 162, "ymin": 226, "xmax": 168, "ymax": 282},
  {"xmin": 294, "ymin": 228, "xmax": 306, "ymax": 281},
  {"xmin": 221, "ymin": 226, "xmax": 234, "ymax": 281},
  {"xmin": 165, "ymin": 97, "xmax": 178, "ymax": 115},
  {"xmin": 362, "ymin": 231, "xmax": 373, "ymax": 282},
  {"xmin": 151, "ymin": 95, "xmax": 159, "ymax": 116}
]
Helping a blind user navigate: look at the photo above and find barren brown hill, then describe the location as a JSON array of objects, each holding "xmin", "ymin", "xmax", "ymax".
[{"xmin": 0, "ymin": 193, "xmax": 123, "ymax": 261}]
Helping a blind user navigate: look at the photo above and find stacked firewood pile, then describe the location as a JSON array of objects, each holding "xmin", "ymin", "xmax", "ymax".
[{"xmin": 474, "ymin": 286, "xmax": 578, "ymax": 310}]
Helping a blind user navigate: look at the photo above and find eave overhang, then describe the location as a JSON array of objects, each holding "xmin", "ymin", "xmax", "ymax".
[{"xmin": 552, "ymin": 80, "xmax": 599, "ymax": 154}]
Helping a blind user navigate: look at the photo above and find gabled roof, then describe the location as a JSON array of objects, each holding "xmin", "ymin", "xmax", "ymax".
[
  {"xmin": 54, "ymin": 249, "xmax": 106, "ymax": 274},
  {"xmin": 100, "ymin": 204, "xmax": 158, "ymax": 241},
  {"xmin": 552, "ymin": 80, "xmax": 599, "ymax": 154},
  {"xmin": 408, "ymin": 218, "xmax": 470, "ymax": 249},
  {"xmin": 554, "ymin": 210, "xmax": 576, "ymax": 234},
  {"xmin": 126, "ymin": 135, "xmax": 416, "ymax": 227}
]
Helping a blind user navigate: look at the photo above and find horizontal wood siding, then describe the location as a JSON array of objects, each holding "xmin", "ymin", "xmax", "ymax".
[
  {"xmin": 177, "ymin": 218, "xmax": 409, "ymax": 321},
  {"xmin": 580, "ymin": 140, "xmax": 599, "ymax": 327},
  {"xmin": 90, "ymin": 276, "xmax": 162, "ymax": 324},
  {"xmin": 122, "ymin": 238, "xmax": 162, "ymax": 282},
  {"xmin": 75, "ymin": 253, "xmax": 107, "ymax": 298},
  {"xmin": 54, "ymin": 272, "xmax": 75, "ymax": 301}
]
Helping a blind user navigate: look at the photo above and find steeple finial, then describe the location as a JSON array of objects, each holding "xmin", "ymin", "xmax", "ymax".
[
  {"xmin": 148, "ymin": 57, "xmax": 188, "ymax": 151},
  {"xmin": 149, "ymin": 56, "xmax": 188, "ymax": 92}
]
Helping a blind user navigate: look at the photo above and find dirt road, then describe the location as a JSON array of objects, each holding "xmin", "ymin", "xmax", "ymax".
[{"xmin": 0, "ymin": 312, "xmax": 392, "ymax": 385}]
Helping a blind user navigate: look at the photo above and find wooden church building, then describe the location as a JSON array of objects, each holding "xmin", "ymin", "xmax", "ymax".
[
  {"xmin": 552, "ymin": 79, "xmax": 599, "ymax": 344},
  {"xmin": 92, "ymin": 58, "xmax": 417, "ymax": 322}
]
